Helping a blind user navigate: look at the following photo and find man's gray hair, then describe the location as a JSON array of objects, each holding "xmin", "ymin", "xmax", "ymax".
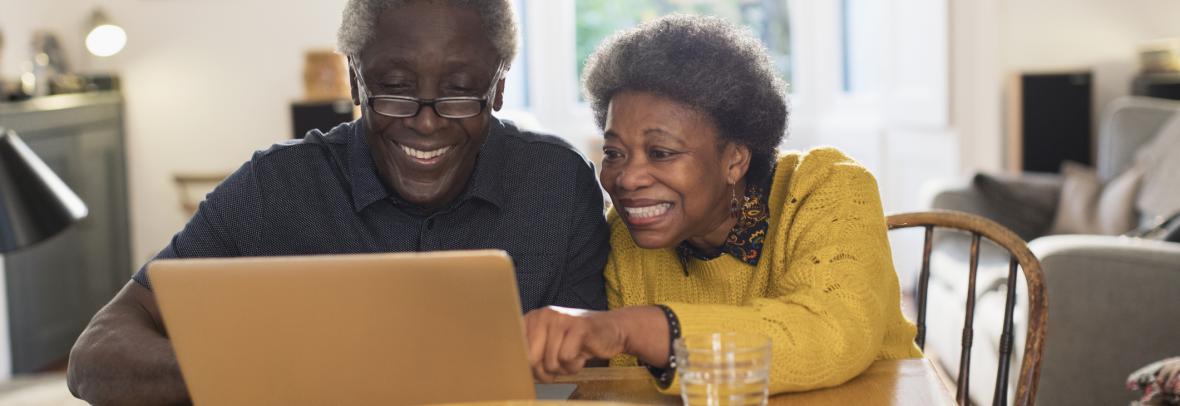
[{"xmin": 337, "ymin": 0, "xmax": 517, "ymax": 64}]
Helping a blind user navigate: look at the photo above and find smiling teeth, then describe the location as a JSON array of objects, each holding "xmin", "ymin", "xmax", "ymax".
[
  {"xmin": 623, "ymin": 203, "xmax": 671, "ymax": 219},
  {"xmin": 401, "ymin": 145, "xmax": 451, "ymax": 160}
]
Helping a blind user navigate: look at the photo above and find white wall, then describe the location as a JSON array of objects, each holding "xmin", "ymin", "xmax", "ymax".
[{"xmin": 951, "ymin": 0, "xmax": 1004, "ymax": 174}]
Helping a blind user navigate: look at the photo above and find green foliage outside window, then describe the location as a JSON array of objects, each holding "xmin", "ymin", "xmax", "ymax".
[{"xmin": 575, "ymin": 0, "xmax": 792, "ymax": 92}]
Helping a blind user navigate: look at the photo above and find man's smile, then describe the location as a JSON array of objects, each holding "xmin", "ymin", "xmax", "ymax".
[{"xmin": 395, "ymin": 141, "xmax": 455, "ymax": 167}]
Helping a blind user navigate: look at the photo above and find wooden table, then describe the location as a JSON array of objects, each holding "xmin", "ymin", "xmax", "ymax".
[{"xmin": 557, "ymin": 359, "xmax": 956, "ymax": 405}]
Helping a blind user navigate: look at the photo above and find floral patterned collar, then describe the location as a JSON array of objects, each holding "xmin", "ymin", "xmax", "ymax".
[{"xmin": 675, "ymin": 173, "xmax": 772, "ymax": 271}]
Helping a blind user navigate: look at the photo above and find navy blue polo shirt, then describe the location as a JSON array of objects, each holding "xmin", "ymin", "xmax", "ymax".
[{"xmin": 133, "ymin": 118, "xmax": 609, "ymax": 312}]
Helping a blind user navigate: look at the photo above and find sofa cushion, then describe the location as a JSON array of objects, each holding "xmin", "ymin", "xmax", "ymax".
[
  {"xmin": 971, "ymin": 173, "xmax": 1061, "ymax": 240},
  {"xmin": 1134, "ymin": 113, "xmax": 1180, "ymax": 227},
  {"xmin": 1049, "ymin": 161, "xmax": 1143, "ymax": 235}
]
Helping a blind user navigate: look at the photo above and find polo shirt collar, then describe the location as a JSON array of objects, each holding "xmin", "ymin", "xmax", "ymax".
[
  {"xmin": 464, "ymin": 118, "xmax": 508, "ymax": 209},
  {"xmin": 348, "ymin": 118, "xmax": 509, "ymax": 213}
]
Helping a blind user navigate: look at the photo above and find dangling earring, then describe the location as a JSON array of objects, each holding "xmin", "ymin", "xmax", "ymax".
[{"xmin": 729, "ymin": 183, "xmax": 741, "ymax": 219}]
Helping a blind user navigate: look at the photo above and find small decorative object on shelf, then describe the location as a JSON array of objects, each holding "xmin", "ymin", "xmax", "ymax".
[
  {"xmin": 293, "ymin": 49, "xmax": 356, "ymax": 138},
  {"xmin": 1139, "ymin": 38, "xmax": 1180, "ymax": 74},
  {"xmin": 303, "ymin": 49, "xmax": 350, "ymax": 101},
  {"xmin": 29, "ymin": 31, "xmax": 70, "ymax": 97},
  {"xmin": 1134, "ymin": 39, "xmax": 1180, "ymax": 101},
  {"xmin": 25, "ymin": 31, "xmax": 95, "ymax": 96}
]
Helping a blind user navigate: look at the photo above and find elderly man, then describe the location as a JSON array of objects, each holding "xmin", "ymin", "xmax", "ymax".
[{"xmin": 66, "ymin": 1, "xmax": 608, "ymax": 404}]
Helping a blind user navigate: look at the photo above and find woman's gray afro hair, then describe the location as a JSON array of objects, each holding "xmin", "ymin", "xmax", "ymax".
[
  {"xmin": 337, "ymin": 0, "xmax": 517, "ymax": 64},
  {"xmin": 583, "ymin": 14, "xmax": 788, "ymax": 182}
]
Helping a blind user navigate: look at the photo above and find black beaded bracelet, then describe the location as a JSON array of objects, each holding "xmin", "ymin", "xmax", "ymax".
[{"xmin": 642, "ymin": 304, "xmax": 681, "ymax": 389}]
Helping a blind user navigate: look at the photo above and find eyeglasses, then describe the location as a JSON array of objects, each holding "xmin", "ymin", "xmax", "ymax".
[{"xmin": 353, "ymin": 62, "xmax": 504, "ymax": 119}]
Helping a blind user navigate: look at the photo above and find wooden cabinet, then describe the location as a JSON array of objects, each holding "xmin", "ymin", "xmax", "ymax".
[{"xmin": 0, "ymin": 92, "xmax": 130, "ymax": 373}]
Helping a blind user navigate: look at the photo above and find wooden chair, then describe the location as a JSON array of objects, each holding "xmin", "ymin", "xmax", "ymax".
[{"xmin": 887, "ymin": 211, "xmax": 1048, "ymax": 406}]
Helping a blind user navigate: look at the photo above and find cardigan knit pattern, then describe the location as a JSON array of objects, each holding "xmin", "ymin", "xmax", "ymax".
[{"xmin": 605, "ymin": 147, "xmax": 923, "ymax": 394}]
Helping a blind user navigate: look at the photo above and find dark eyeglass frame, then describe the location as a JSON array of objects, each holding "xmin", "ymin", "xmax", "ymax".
[{"xmin": 352, "ymin": 61, "xmax": 505, "ymax": 120}]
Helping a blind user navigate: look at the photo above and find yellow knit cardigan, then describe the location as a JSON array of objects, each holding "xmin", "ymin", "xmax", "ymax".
[{"xmin": 605, "ymin": 147, "xmax": 922, "ymax": 394}]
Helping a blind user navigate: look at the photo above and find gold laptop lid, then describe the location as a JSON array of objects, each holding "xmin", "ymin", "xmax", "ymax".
[{"xmin": 150, "ymin": 250, "xmax": 535, "ymax": 406}]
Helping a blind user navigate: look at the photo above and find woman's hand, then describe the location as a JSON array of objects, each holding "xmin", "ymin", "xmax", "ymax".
[
  {"xmin": 522, "ymin": 306, "xmax": 627, "ymax": 382},
  {"xmin": 523, "ymin": 305, "xmax": 671, "ymax": 383}
]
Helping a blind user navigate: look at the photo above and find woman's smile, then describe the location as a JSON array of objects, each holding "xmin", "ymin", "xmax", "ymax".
[{"xmin": 619, "ymin": 201, "xmax": 674, "ymax": 226}]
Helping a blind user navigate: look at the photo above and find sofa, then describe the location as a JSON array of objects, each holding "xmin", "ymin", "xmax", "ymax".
[{"xmin": 922, "ymin": 96, "xmax": 1180, "ymax": 405}]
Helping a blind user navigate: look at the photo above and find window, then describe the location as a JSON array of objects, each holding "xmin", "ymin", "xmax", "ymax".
[
  {"xmin": 504, "ymin": 0, "xmax": 882, "ymax": 158},
  {"xmin": 839, "ymin": 0, "xmax": 883, "ymax": 94},
  {"xmin": 574, "ymin": 0, "xmax": 792, "ymax": 90},
  {"xmin": 501, "ymin": 0, "xmax": 530, "ymax": 110}
]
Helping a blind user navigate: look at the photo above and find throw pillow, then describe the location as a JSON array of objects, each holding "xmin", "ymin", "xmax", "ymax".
[
  {"xmin": 1048, "ymin": 161, "xmax": 1143, "ymax": 235},
  {"xmin": 1134, "ymin": 113, "xmax": 1180, "ymax": 228},
  {"xmin": 972, "ymin": 173, "xmax": 1060, "ymax": 240}
]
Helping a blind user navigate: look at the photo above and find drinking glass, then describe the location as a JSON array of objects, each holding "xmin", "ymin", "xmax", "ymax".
[{"xmin": 674, "ymin": 332, "xmax": 772, "ymax": 406}]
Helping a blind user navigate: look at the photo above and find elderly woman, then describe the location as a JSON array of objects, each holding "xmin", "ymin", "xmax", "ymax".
[{"xmin": 523, "ymin": 15, "xmax": 921, "ymax": 393}]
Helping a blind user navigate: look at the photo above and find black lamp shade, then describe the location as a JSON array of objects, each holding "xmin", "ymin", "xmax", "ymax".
[{"xmin": 0, "ymin": 128, "xmax": 88, "ymax": 253}]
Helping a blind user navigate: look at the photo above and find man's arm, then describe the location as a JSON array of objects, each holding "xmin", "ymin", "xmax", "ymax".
[{"xmin": 67, "ymin": 281, "xmax": 190, "ymax": 406}]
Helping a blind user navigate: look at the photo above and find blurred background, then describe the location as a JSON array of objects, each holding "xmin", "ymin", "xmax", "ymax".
[{"xmin": 1, "ymin": 0, "xmax": 1179, "ymax": 404}]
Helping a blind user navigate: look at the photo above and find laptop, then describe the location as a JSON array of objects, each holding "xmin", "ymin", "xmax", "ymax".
[{"xmin": 149, "ymin": 250, "xmax": 576, "ymax": 406}]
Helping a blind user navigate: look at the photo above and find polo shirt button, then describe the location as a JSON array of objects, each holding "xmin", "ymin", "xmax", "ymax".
[{"xmin": 425, "ymin": 219, "xmax": 435, "ymax": 230}]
